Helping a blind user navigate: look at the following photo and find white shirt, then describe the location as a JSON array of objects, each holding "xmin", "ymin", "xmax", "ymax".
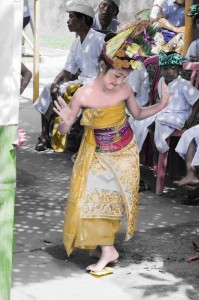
[
  {"xmin": 92, "ymin": 13, "xmax": 120, "ymax": 32},
  {"xmin": 126, "ymin": 66, "xmax": 149, "ymax": 107},
  {"xmin": 64, "ymin": 29, "xmax": 105, "ymax": 84},
  {"xmin": 186, "ymin": 39, "xmax": 199, "ymax": 60},
  {"xmin": 158, "ymin": 76, "xmax": 199, "ymax": 112}
]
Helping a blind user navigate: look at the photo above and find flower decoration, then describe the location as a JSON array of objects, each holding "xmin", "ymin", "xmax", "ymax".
[
  {"xmin": 125, "ymin": 43, "xmax": 140, "ymax": 58},
  {"xmin": 116, "ymin": 49, "xmax": 126, "ymax": 58},
  {"xmin": 130, "ymin": 60, "xmax": 142, "ymax": 70},
  {"xmin": 122, "ymin": 60, "xmax": 131, "ymax": 69},
  {"xmin": 113, "ymin": 57, "xmax": 123, "ymax": 69},
  {"xmin": 103, "ymin": 19, "xmax": 156, "ymax": 70}
]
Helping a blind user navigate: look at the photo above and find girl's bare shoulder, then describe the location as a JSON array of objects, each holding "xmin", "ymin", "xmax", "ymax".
[
  {"xmin": 72, "ymin": 81, "xmax": 95, "ymax": 106},
  {"xmin": 120, "ymin": 82, "xmax": 134, "ymax": 95}
]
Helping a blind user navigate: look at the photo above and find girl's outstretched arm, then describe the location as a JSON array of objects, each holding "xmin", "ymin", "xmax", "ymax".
[
  {"xmin": 126, "ymin": 79, "xmax": 170, "ymax": 120},
  {"xmin": 53, "ymin": 92, "xmax": 81, "ymax": 135}
]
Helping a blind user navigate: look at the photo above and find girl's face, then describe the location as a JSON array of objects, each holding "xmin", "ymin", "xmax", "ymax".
[
  {"xmin": 101, "ymin": 67, "xmax": 131, "ymax": 90},
  {"xmin": 160, "ymin": 65, "xmax": 180, "ymax": 83}
]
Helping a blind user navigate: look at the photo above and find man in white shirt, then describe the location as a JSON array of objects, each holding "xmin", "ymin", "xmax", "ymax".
[
  {"xmin": 92, "ymin": 0, "xmax": 120, "ymax": 33},
  {"xmin": 34, "ymin": 0, "xmax": 105, "ymax": 151}
]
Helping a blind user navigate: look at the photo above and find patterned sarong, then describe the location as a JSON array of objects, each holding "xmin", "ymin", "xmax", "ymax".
[{"xmin": 63, "ymin": 102, "xmax": 140, "ymax": 255}]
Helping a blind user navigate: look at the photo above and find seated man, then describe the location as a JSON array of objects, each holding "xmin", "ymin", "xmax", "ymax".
[
  {"xmin": 152, "ymin": 0, "xmax": 185, "ymax": 54},
  {"xmin": 34, "ymin": 1, "xmax": 105, "ymax": 151},
  {"xmin": 92, "ymin": 0, "xmax": 120, "ymax": 33}
]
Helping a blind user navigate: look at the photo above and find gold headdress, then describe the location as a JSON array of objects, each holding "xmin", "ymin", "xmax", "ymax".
[{"xmin": 102, "ymin": 19, "xmax": 156, "ymax": 70}]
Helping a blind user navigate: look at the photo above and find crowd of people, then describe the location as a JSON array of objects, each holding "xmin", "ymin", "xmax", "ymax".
[{"xmin": 22, "ymin": 0, "xmax": 199, "ymax": 273}]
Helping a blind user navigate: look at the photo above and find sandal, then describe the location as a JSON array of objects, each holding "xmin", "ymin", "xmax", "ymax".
[
  {"xmin": 187, "ymin": 253, "xmax": 199, "ymax": 262},
  {"xmin": 35, "ymin": 135, "xmax": 51, "ymax": 151}
]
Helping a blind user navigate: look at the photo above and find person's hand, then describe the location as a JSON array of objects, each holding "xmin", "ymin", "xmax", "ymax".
[
  {"xmin": 50, "ymin": 83, "xmax": 61, "ymax": 101},
  {"xmin": 53, "ymin": 96, "xmax": 72, "ymax": 124}
]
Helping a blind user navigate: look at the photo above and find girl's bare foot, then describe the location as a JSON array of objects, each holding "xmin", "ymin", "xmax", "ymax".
[
  {"xmin": 86, "ymin": 245, "xmax": 119, "ymax": 272},
  {"xmin": 174, "ymin": 175, "xmax": 199, "ymax": 187}
]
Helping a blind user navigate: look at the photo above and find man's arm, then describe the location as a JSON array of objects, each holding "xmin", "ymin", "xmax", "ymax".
[
  {"xmin": 50, "ymin": 70, "xmax": 71, "ymax": 101},
  {"xmin": 158, "ymin": 17, "xmax": 185, "ymax": 33},
  {"xmin": 20, "ymin": 62, "xmax": 32, "ymax": 95}
]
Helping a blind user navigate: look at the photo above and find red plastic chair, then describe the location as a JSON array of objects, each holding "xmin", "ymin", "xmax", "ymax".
[{"xmin": 144, "ymin": 57, "xmax": 199, "ymax": 195}]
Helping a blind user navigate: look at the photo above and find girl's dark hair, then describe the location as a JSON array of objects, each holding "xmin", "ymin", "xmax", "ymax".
[
  {"xmin": 98, "ymin": 53, "xmax": 113, "ymax": 72},
  {"xmin": 74, "ymin": 12, "xmax": 93, "ymax": 28}
]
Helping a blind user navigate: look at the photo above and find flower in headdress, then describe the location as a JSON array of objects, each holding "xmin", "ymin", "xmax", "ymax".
[
  {"xmin": 113, "ymin": 57, "xmax": 123, "ymax": 69},
  {"xmin": 130, "ymin": 60, "xmax": 142, "ymax": 70},
  {"xmin": 122, "ymin": 60, "xmax": 131, "ymax": 69},
  {"xmin": 116, "ymin": 49, "xmax": 126, "ymax": 58},
  {"xmin": 125, "ymin": 43, "xmax": 140, "ymax": 58}
]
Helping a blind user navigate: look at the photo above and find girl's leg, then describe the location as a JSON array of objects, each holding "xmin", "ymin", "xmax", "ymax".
[
  {"xmin": 86, "ymin": 245, "xmax": 119, "ymax": 272},
  {"xmin": 174, "ymin": 141, "xmax": 199, "ymax": 186}
]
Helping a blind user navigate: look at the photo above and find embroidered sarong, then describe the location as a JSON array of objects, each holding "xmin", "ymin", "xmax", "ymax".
[{"xmin": 63, "ymin": 102, "xmax": 140, "ymax": 256}]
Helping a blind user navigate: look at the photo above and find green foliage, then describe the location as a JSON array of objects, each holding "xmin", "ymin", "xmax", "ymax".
[
  {"xmin": 147, "ymin": 25, "xmax": 156, "ymax": 38},
  {"xmin": 142, "ymin": 43, "xmax": 152, "ymax": 55},
  {"xmin": 133, "ymin": 34, "xmax": 144, "ymax": 45}
]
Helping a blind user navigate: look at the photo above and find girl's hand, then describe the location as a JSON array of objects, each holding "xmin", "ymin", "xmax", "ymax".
[{"xmin": 53, "ymin": 96, "xmax": 73, "ymax": 123}]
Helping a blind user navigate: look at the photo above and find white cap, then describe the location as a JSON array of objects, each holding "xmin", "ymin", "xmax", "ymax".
[
  {"xmin": 100, "ymin": 0, "xmax": 120, "ymax": 8},
  {"xmin": 65, "ymin": 0, "xmax": 95, "ymax": 18}
]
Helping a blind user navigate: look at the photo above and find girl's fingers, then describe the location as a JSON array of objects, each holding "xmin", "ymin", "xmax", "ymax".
[
  {"xmin": 54, "ymin": 100, "xmax": 61, "ymax": 110},
  {"xmin": 53, "ymin": 107, "xmax": 59, "ymax": 115},
  {"xmin": 57, "ymin": 96, "xmax": 67, "ymax": 107}
]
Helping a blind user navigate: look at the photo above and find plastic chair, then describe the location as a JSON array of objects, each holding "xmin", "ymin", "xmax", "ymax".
[{"xmin": 144, "ymin": 57, "xmax": 199, "ymax": 195}]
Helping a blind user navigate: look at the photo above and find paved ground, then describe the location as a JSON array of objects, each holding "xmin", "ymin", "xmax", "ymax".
[{"xmin": 11, "ymin": 48, "xmax": 199, "ymax": 300}]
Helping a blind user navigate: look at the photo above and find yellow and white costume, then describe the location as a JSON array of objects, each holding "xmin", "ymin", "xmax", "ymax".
[{"xmin": 63, "ymin": 102, "xmax": 140, "ymax": 256}]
